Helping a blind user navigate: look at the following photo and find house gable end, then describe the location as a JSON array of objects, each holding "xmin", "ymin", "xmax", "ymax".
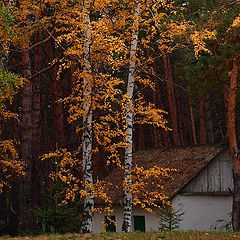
[{"xmin": 180, "ymin": 149, "xmax": 233, "ymax": 194}]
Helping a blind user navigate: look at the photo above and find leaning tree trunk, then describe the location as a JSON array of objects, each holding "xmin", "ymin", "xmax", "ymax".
[
  {"xmin": 228, "ymin": 57, "xmax": 240, "ymax": 230},
  {"xmin": 82, "ymin": 1, "xmax": 94, "ymax": 233},
  {"xmin": 188, "ymin": 86, "xmax": 197, "ymax": 145},
  {"xmin": 122, "ymin": 0, "xmax": 140, "ymax": 233}
]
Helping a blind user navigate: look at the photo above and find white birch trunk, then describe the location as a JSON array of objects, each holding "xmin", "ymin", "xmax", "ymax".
[
  {"xmin": 122, "ymin": 0, "xmax": 140, "ymax": 233},
  {"xmin": 82, "ymin": 1, "xmax": 94, "ymax": 233}
]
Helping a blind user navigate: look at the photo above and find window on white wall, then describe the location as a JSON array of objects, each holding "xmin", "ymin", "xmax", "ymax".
[
  {"xmin": 105, "ymin": 216, "xmax": 116, "ymax": 232},
  {"xmin": 133, "ymin": 215, "xmax": 146, "ymax": 232}
]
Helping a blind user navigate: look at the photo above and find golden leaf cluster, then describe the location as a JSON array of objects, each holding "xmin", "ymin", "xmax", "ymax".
[
  {"xmin": 190, "ymin": 29, "xmax": 216, "ymax": 57},
  {"xmin": 0, "ymin": 140, "xmax": 25, "ymax": 192}
]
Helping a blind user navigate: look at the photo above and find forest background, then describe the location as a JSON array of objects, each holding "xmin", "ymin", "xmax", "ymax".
[{"xmin": 0, "ymin": 0, "xmax": 240, "ymax": 235}]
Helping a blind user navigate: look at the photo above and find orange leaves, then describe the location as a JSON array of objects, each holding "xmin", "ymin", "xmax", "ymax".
[
  {"xmin": 0, "ymin": 8, "xmax": 25, "ymax": 191},
  {"xmin": 124, "ymin": 165, "xmax": 173, "ymax": 211},
  {"xmin": 232, "ymin": 15, "xmax": 240, "ymax": 28},
  {"xmin": 134, "ymin": 95, "xmax": 169, "ymax": 130},
  {"xmin": 189, "ymin": 29, "xmax": 216, "ymax": 57},
  {"xmin": 157, "ymin": 21, "xmax": 187, "ymax": 54},
  {"xmin": 0, "ymin": 140, "xmax": 25, "ymax": 192}
]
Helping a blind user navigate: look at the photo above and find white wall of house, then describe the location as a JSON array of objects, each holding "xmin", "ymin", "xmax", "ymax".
[
  {"xmin": 172, "ymin": 195, "xmax": 232, "ymax": 231},
  {"xmin": 93, "ymin": 195, "xmax": 232, "ymax": 232},
  {"xmin": 93, "ymin": 205, "xmax": 161, "ymax": 232}
]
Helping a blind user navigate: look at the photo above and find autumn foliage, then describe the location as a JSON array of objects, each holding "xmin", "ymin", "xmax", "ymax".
[{"xmin": 0, "ymin": 0, "xmax": 240, "ymax": 235}]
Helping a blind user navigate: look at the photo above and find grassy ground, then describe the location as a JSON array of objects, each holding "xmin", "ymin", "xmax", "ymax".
[{"xmin": 2, "ymin": 232, "xmax": 240, "ymax": 240}]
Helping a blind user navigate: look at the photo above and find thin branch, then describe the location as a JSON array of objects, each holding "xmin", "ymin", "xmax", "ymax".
[
  {"xmin": 28, "ymin": 31, "xmax": 54, "ymax": 50},
  {"xmin": 30, "ymin": 62, "xmax": 56, "ymax": 79},
  {"xmin": 140, "ymin": 70, "xmax": 188, "ymax": 93},
  {"xmin": 40, "ymin": 23, "xmax": 67, "ymax": 52},
  {"xmin": 18, "ymin": 53, "xmax": 63, "ymax": 93}
]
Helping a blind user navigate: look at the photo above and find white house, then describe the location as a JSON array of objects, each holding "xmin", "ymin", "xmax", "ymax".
[{"xmin": 93, "ymin": 145, "xmax": 233, "ymax": 232}]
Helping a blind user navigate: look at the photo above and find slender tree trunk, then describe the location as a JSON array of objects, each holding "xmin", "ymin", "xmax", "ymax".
[
  {"xmin": 152, "ymin": 77, "xmax": 161, "ymax": 147},
  {"xmin": 82, "ymin": 2, "xmax": 94, "ymax": 233},
  {"xmin": 46, "ymin": 35, "xmax": 65, "ymax": 148},
  {"xmin": 122, "ymin": 0, "xmax": 140, "ymax": 233},
  {"xmin": 228, "ymin": 58, "xmax": 240, "ymax": 230},
  {"xmin": 206, "ymin": 94, "xmax": 214, "ymax": 143},
  {"xmin": 137, "ymin": 125, "xmax": 145, "ymax": 149},
  {"xmin": 31, "ymin": 34, "xmax": 42, "ymax": 209},
  {"xmin": 175, "ymin": 89, "xmax": 184, "ymax": 145},
  {"xmin": 214, "ymin": 109, "xmax": 225, "ymax": 142},
  {"xmin": 51, "ymin": 65, "xmax": 65, "ymax": 147},
  {"xmin": 224, "ymin": 83, "xmax": 230, "ymax": 141},
  {"xmin": 163, "ymin": 54, "xmax": 180, "ymax": 146},
  {"xmin": 188, "ymin": 87, "xmax": 197, "ymax": 145},
  {"xmin": 18, "ymin": 48, "xmax": 35, "ymax": 232},
  {"xmin": 199, "ymin": 96, "xmax": 206, "ymax": 145}
]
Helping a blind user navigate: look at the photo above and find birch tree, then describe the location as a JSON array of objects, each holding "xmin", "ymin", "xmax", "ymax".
[
  {"xmin": 122, "ymin": 0, "xmax": 140, "ymax": 232},
  {"xmin": 82, "ymin": 0, "xmax": 94, "ymax": 233},
  {"xmin": 41, "ymin": 0, "xmax": 128, "ymax": 233},
  {"xmin": 41, "ymin": 0, "xmax": 170, "ymax": 233},
  {"xmin": 122, "ymin": 0, "xmax": 182, "ymax": 231}
]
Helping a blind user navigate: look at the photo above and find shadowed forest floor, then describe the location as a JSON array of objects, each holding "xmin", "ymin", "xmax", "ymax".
[{"xmin": 2, "ymin": 232, "xmax": 240, "ymax": 240}]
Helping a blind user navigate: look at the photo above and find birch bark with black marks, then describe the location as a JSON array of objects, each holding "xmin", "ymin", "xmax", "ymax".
[
  {"xmin": 122, "ymin": 0, "xmax": 140, "ymax": 233},
  {"xmin": 81, "ymin": 1, "xmax": 94, "ymax": 233}
]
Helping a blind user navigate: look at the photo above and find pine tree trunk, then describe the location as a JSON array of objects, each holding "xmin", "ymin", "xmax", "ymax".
[
  {"xmin": 82, "ymin": 2, "xmax": 94, "ymax": 233},
  {"xmin": 199, "ymin": 96, "xmax": 206, "ymax": 145},
  {"xmin": 152, "ymin": 77, "xmax": 161, "ymax": 147},
  {"xmin": 31, "ymin": 33, "xmax": 42, "ymax": 209},
  {"xmin": 122, "ymin": 0, "xmax": 140, "ymax": 233},
  {"xmin": 206, "ymin": 94, "xmax": 214, "ymax": 143},
  {"xmin": 224, "ymin": 83, "xmax": 230, "ymax": 141},
  {"xmin": 228, "ymin": 58, "xmax": 240, "ymax": 230},
  {"xmin": 188, "ymin": 87, "xmax": 197, "ymax": 145},
  {"xmin": 163, "ymin": 54, "xmax": 180, "ymax": 146},
  {"xmin": 46, "ymin": 35, "xmax": 65, "ymax": 148},
  {"xmin": 19, "ymin": 48, "xmax": 35, "ymax": 232},
  {"xmin": 137, "ymin": 125, "xmax": 145, "ymax": 149}
]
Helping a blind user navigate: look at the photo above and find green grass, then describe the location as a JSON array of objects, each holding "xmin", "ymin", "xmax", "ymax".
[{"xmin": 2, "ymin": 232, "xmax": 240, "ymax": 240}]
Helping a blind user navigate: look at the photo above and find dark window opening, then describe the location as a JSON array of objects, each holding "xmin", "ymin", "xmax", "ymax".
[
  {"xmin": 105, "ymin": 216, "xmax": 116, "ymax": 232},
  {"xmin": 133, "ymin": 215, "xmax": 146, "ymax": 232}
]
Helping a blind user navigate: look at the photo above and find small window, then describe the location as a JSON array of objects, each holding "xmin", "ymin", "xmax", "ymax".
[
  {"xmin": 133, "ymin": 215, "xmax": 146, "ymax": 232},
  {"xmin": 105, "ymin": 216, "xmax": 116, "ymax": 232}
]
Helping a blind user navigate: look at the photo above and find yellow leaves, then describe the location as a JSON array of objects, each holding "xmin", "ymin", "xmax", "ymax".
[
  {"xmin": 43, "ymin": 0, "xmax": 59, "ymax": 4},
  {"xmin": 126, "ymin": 164, "xmax": 173, "ymax": 210},
  {"xmin": 157, "ymin": 21, "xmax": 187, "ymax": 54},
  {"xmin": 232, "ymin": 15, "xmax": 240, "ymax": 28},
  {"xmin": 189, "ymin": 29, "xmax": 216, "ymax": 57},
  {"xmin": 135, "ymin": 76, "xmax": 155, "ymax": 91},
  {"xmin": 134, "ymin": 95, "xmax": 169, "ymax": 130},
  {"xmin": 0, "ymin": 140, "xmax": 25, "ymax": 192}
]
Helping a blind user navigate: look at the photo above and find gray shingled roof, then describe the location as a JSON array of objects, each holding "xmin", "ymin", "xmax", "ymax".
[{"xmin": 97, "ymin": 145, "xmax": 227, "ymax": 204}]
